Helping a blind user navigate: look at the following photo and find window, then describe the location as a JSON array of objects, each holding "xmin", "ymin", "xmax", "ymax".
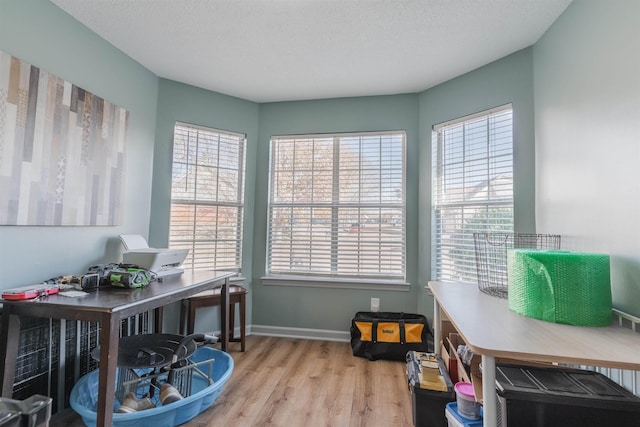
[
  {"xmin": 432, "ymin": 105, "xmax": 513, "ymax": 282},
  {"xmin": 267, "ymin": 131, "xmax": 406, "ymax": 283},
  {"xmin": 169, "ymin": 123, "xmax": 246, "ymax": 272}
]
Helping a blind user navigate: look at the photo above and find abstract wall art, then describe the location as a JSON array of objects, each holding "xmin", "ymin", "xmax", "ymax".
[{"xmin": 0, "ymin": 50, "xmax": 129, "ymax": 226}]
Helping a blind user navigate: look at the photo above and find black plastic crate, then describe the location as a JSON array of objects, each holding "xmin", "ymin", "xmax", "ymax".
[
  {"xmin": 407, "ymin": 353, "xmax": 455, "ymax": 427},
  {"xmin": 496, "ymin": 364, "xmax": 640, "ymax": 427}
]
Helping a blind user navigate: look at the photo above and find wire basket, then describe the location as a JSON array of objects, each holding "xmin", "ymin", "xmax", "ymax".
[
  {"xmin": 473, "ymin": 233, "xmax": 561, "ymax": 298},
  {"xmin": 115, "ymin": 357, "xmax": 214, "ymax": 407}
]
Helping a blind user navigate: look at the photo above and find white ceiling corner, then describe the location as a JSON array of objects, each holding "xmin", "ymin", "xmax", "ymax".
[{"xmin": 49, "ymin": 0, "xmax": 573, "ymax": 103}]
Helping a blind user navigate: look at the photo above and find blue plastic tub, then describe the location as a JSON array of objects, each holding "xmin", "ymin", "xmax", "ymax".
[{"xmin": 70, "ymin": 347, "xmax": 233, "ymax": 427}]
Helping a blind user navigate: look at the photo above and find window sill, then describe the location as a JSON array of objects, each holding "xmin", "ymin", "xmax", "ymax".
[
  {"xmin": 261, "ymin": 275, "xmax": 410, "ymax": 291},
  {"xmin": 230, "ymin": 275, "xmax": 246, "ymax": 284}
]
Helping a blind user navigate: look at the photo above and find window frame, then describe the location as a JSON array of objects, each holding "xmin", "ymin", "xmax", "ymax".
[
  {"xmin": 169, "ymin": 122, "xmax": 247, "ymax": 273},
  {"xmin": 263, "ymin": 130, "xmax": 409, "ymax": 291},
  {"xmin": 431, "ymin": 104, "xmax": 514, "ymax": 283}
]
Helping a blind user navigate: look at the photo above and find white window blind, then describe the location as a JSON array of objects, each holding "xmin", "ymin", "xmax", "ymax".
[
  {"xmin": 432, "ymin": 105, "xmax": 513, "ymax": 283},
  {"xmin": 267, "ymin": 131, "xmax": 406, "ymax": 281},
  {"xmin": 169, "ymin": 122, "xmax": 246, "ymax": 272}
]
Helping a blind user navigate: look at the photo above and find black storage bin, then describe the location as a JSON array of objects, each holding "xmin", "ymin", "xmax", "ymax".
[
  {"xmin": 407, "ymin": 352, "xmax": 455, "ymax": 427},
  {"xmin": 495, "ymin": 364, "xmax": 640, "ymax": 427}
]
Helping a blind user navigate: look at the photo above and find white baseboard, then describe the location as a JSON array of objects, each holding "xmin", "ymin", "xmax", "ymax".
[
  {"xmin": 202, "ymin": 324, "xmax": 351, "ymax": 342},
  {"xmin": 251, "ymin": 324, "xmax": 351, "ymax": 342}
]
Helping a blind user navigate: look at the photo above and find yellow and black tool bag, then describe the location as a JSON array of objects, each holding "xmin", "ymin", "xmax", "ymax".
[{"xmin": 350, "ymin": 312, "xmax": 432, "ymax": 361}]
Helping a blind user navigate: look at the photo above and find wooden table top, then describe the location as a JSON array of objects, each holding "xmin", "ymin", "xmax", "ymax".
[
  {"xmin": 2, "ymin": 270, "xmax": 235, "ymax": 320},
  {"xmin": 429, "ymin": 281, "xmax": 640, "ymax": 370}
]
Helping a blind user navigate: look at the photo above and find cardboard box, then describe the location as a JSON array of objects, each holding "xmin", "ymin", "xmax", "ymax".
[
  {"xmin": 440, "ymin": 328, "xmax": 558, "ymax": 407},
  {"xmin": 440, "ymin": 341, "xmax": 457, "ymax": 383},
  {"xmin": 441, "ymin": 318, "xmax": 456, "ymax": 340},
  {"xmin": 447, "ymin": 333, "xmax": 472, "ymax": 384},
  {"xmin": 447, "ymin": 333, "xmax": 482, "ymax": 402}
]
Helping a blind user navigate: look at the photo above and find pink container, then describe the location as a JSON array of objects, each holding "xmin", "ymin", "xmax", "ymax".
[{"xmin": 454, "ymin": 382, "xmax": 481, "ymax": 420}]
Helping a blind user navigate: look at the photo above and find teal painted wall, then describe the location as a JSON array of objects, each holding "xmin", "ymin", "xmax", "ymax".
[
  {"xmin": 150, "ymin": 78, "xmax": 259, "ymax": 332},
  {"xmin": 4, "ymin": 0, "xmax": 635, "ymax": 338},
  {"xmin": 417, "ymin": 48, "xmax": 537, "ymax": 319},
  {"xmin": 534, "ymin": 0, "xmax": 640, "ymax": 316},
  {"xmin": 0, "ymin": 0, "xmax": 158, "ymax": 288},
  {"xmin": 251, "ymin": 95, "xmax": 421, "ymax": 331}
]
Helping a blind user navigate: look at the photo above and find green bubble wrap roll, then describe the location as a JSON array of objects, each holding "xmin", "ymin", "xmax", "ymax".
[{"xmin": 507, "ymin": 249, "xmax": 612, "ymax": 326}]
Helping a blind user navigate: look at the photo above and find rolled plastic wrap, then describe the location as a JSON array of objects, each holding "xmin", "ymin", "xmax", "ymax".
[{"xmin": 507, "ymin": 249, "xmax": 612, "ymax": 326}]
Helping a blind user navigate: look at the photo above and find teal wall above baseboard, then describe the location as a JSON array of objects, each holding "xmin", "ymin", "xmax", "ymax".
[
  {"xmin": 0, "ymin": 0, "xmax": 159, "ymax": 287},
  {"xmin": 3, "ymin": 0, "xmax": 637, "ymax": 334}
]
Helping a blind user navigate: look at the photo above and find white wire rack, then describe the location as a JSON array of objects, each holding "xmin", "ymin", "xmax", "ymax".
[
  {"xmin": 115, "ymin": 357, "xmax": 215, "ymax": 406},
  {"xmin": 573, "ymin": 309, "xmax": 640, "ymax": 397}
]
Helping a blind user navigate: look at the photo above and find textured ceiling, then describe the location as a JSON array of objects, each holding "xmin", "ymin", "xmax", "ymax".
[{"xmin": 50, "ymin": 0, "xmax": 572, "ymax": 103}]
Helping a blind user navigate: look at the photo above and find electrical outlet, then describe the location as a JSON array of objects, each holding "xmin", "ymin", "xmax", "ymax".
[{"xmin": 370, "ymin": 297, "xmax": 380, "ymax": 312}]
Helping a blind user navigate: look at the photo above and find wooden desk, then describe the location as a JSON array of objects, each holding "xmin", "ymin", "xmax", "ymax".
[
  {"xmin": 0, "ymin": 270, "xmax": 234, "ymax": 427},
  {"xmin": 429, "ymin": 281, "xmax": 640, "ymax": 427}
]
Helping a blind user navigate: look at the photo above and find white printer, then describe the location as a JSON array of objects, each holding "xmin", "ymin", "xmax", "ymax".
[{"xmin": 119, "ymin": 235, "xmax": 188, "ymax": 277}]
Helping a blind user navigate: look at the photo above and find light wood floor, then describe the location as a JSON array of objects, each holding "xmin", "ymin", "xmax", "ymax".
[{"xmin": 52, "ymin": 335, "xmax": 415, "ymax": 427}]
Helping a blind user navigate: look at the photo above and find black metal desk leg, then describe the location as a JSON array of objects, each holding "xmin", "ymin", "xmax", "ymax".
[
  {"xmin": 154, "ymin": 306, "xmax": 164, "ymax": 333},
  {"xmin": 95, "ymin": 313, "xmax": 120, "ymax": 427},
  {"xmin": 220, "ymin": 277, "xmax": 230, "ymax": 352}
]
